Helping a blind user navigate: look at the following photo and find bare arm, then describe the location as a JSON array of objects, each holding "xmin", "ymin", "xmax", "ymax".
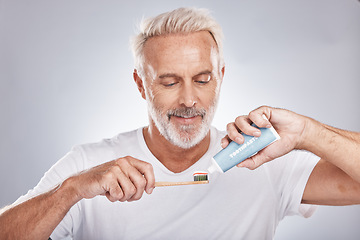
[
  {"xmin": 222, "ymin": 106, "xmax": 360, "ymax": 205},
  {"xmin": 299, "ymin": 119, "xmax": 360, "ymax": 205},
  {"xmin": 0, "ymin": 156, "xmax": 155, "ymax": 240},
  {"xmin": 0, "ymin": 179, "xmax": 79, "ymax": 240},
  {"xmin": 301, "ymin": 120, "xmax": 360, "ymax": 183}
]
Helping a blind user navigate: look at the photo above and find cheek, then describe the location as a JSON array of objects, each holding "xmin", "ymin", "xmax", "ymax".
[
  {"xmin": 198, "ymin": 85, "xmax": 218, "ymax": 107},
  {"xmin": 149, "ymin": 82, "xmax": 220, "ymax": 109},
  {"xmin": 150, "ymin": 88, "xmax": 177, "ymax": 110}
]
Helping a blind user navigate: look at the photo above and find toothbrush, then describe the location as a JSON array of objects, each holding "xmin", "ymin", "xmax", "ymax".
[{"xmin": 154, "ymin": 172, "xmax": 209, "ymax": 187}]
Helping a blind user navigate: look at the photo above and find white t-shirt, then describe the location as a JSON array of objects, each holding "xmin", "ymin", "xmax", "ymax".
[{"xmin": 14, "ymin": 127, "xmax": 319, "ymax": 239}]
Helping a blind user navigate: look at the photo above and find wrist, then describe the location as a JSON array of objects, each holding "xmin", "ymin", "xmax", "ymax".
[
  {"xmin": 58, "ymin": 177, "xmax": 83, "ymax": 206},
  {"xmin": 296, "ymin": 116, "xmax": 320, "ymax": 151}
]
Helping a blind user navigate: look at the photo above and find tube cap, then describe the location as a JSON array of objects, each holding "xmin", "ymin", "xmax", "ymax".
[{"xmin": 207, "ymin": 158, "xmax": 224, "ymax": 173}]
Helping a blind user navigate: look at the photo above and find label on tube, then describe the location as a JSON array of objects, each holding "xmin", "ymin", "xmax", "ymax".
[{"xmin": 209, "ymin": 124, "xmax": 280, "ymax": 173}]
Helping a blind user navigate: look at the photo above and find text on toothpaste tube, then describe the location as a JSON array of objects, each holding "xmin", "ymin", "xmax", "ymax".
[{"xmin": 229, "ymin": 137, "xmax": 258, "ymax": 158}]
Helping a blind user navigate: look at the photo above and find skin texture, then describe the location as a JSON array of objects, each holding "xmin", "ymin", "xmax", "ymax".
[
  {"xmin": 134, "ymin": 31, "xmax": 224, "ymax": 173},
  {"xmin": 222, "ymin": 106, "xmax": 360, "ymax": 205},
  {"xmin": 0, "ymin": 156, "xmax": 156, "ymax": 240},
  {"xmin": 0, "ymin": 31, "xmax": 225, "ymax": 240},
  {"xmin": 1, "ymin": 31, "xmax": 360, "ymax": 239}
]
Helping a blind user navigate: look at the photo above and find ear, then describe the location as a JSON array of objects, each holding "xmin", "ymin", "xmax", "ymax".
[
  {"xmin": 220, "ymin": 66, "xmax": 225, "ymax": 84},
  {"xmin": 133, "ymin": 69, "xmax": 146, "ymax": 100}
]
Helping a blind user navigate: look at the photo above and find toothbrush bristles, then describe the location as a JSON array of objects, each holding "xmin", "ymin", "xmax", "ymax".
[{"xmin": 193, "ymin": 172, "xmax": 208, "ymax": 181}]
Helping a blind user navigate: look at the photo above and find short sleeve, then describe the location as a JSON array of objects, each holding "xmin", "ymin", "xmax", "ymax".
[
  {"xmin": 12, "ymin": 146, "xmax": 86, "ymax": 239},
  {"xmin": 266, "ymin": 150, "xmax": 320, "ymax": 220}
]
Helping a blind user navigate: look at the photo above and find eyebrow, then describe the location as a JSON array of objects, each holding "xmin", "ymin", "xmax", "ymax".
[
  {"xmin": 193, "ymin": 70, "xmax": 212, "ymax": 78},
  {"xmin": 158, "ymin": 70, "xmax": 212, "ymax": 79},
  {"xmin": 158, "ymin": 73, "xmax": 179, "ymax": 79}
]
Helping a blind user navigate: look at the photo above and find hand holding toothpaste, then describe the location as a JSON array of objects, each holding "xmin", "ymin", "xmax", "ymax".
[
  {"xmin": 222, "ymin": 106, "xmax": 309, "ymax": 170},
  {"xmin": 222, "ymin": 105, "xmax": 360, "ymax": 205}
]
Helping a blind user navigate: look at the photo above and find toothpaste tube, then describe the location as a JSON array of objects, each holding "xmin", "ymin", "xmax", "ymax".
[{"xmin": 208, "ymin": 119, "xmax": 280, "ymax": 173}]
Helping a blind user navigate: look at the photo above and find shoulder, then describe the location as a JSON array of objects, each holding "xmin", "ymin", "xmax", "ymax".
[
  {"xmin": 78, "ymin": 128, "xmax": 140, "ymax": 152},
  {"xmin": 263, "ymin": 150, "xmax": 320, "ymax": 188},
  {"xmin": 266, "ymin": 150, "xmax": 320, "ymax": 171},
  {"xmin": 74, "ymin": 128, "xmax": 142, "ymax": 167}
]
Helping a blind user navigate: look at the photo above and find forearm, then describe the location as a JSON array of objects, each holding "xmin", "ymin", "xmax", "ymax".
[
  {"xmin": 0, "ymin": 178, "xmax": 81, "ymax": 240},
  {"xmin": 301, "ymin": 117, "xmax": 360, "ymax": 182}
]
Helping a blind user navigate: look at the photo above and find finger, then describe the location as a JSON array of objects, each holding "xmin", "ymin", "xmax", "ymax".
[
  {"xmin": 117, "ymin": 172, "xmax": 137, "ymax": 202},
  {"xmin": 226, "ymin": 122, "xmax": 244, "ymax": 144},
  {"xmin": 126, "ymin": 168, "xmax": 148, "ymax": 201},
  {"xmin": 101, "ymin": 165, "xmax": 136, "ymax": 202},
  {"xmin": 101, "ymin": 169, "xmax": 125, "ymax": 202},
  {"xmin": 105, "ymin": 185, "xmax": 124, "ymax": 202},
  {"xmin": 248, "ymin": 106, "xmax": 273, "ymax": 128},
  {"xmin": 237, "ymin": 150, "xmax": 271, "ymax": 170},
  {"xmin": 237, "ymin": 158, "xmax": 257, "ymax": 170},
  {"xmin": 116, "ymin": 156, "xmax": 155, "ymax": 195},
  {"xmin": 104, "ymin": 163, "xmax": 137, "ymax": 202},
  {"xmin": 129, "ymin": 158, "xmax": 155, "ymax": 194},
  {"xmin": 220, "ymin": 135, "xmax": 231, "ymax": 148},
  {"xmin": 234, "ymin": 115, "xmax": 261, "ymax": 137}
]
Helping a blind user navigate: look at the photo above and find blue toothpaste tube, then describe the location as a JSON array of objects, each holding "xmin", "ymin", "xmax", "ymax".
[{"xmin": 208, "ymin": 118, "xmax": 280, "ymax": 173}]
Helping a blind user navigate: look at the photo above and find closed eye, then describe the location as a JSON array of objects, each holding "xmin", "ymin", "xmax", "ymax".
[
  {"xmin": 193, "ymin": 72, "xmax": 212, "ymax": 85},
  {"xmin": 159, "ymin": 74, "xmax": 180, "ymax": 87},
  {"xmin": 195, "ymin": 80, "xmax": 209, "ymax": 85},
  {"xmin": 163, "ymin": 82, "xmax": 178, "ymax": 87}
]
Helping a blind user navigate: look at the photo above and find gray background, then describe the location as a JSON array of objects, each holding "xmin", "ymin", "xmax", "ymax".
[{"xmin": 1, "ymin": 0, "xmax": 360, "ymax": 239}]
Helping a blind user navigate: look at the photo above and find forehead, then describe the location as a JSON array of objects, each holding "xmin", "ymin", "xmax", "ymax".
[{"xmin": 142, "ymin": 31, "xmax": 219, "ymax": 74}]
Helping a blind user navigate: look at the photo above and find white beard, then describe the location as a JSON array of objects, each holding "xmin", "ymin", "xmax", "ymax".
[{"xmin": 147, "ymin": 99, "xmax": 218, "ymax": 149}]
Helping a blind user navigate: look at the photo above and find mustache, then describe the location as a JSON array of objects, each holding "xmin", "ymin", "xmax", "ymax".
[{"xmin": 167, "ymin": 107, "xmax": 206, "ymax": 119}]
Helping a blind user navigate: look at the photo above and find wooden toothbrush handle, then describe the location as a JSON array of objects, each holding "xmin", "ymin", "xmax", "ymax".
[{"xmin": 155, "ymin": 180, "xmax": 209, "ymax": 187}]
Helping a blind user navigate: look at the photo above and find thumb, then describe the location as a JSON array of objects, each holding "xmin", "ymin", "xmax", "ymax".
[{"xmin": 237, "ymin": 150, "xmax": 272, "ymax": 170}]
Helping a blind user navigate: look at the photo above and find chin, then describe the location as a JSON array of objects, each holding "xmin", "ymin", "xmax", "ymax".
[{"xmin": 167, "ymin": 124, "xmax": 209, "ymax": 149}]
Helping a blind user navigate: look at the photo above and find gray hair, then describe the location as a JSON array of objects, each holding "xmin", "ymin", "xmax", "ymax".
[{"xmin": 130, "ymin": 7, "xmax": 225, "ymax": 77}]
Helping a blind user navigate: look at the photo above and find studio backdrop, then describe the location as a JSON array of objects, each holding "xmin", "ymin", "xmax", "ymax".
[{"xmin": 1, "ymin": 1, "xmax": 359, "ymax": 239}]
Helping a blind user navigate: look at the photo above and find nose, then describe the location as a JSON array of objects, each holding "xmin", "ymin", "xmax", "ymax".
[{"xmin": 179, "ymin": 83, "xmax": 197, "ymax": 108}]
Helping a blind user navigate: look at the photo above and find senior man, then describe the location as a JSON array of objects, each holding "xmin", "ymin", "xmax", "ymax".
[{"xmin": 1, "ymin": 7, "xmax": 360, "ymax": 240}]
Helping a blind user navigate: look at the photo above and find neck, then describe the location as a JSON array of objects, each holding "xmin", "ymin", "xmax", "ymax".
[{"xmin": 143, "ymin": 124, "xmax": 211, "ymax": 173}]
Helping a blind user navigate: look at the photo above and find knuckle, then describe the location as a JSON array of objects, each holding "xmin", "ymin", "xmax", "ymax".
[
  {"xmin": 116, "ymin": 193, "xmax": 124, "ymax": 201},
  {"xmin": 109, "ymin": 164, "xmax": 119, "ymax": 172},
  {"xmin": 130, "ymin": 186, "xmax": 137, "ymax": 196},
  {"xmin": 130, "ymin": 193, "xmax": 142, "ymax": 201},
  {"xmin": 226, "ymin": 122, "xmax": 233, "ymax": 130},
  {"xmin": 124, "ymin": 186, "xmax": 136, "ymax": 198},
  {"xmin": 248, "ymin": 111, "xmax": 257, "ymax": 119},
  {"xmin": 144, "ymin": 163, "xmax": 153, "ymax": 172},
  {"xmin": 116, "ymin": 157, "xmax": 131, "ymax": 169},
  {"xmin": 138, "ymin": 178, "xmax": 147, "ymax": 188},
  {"xmin": 114, "ymin": 159, "xmax": 123, "ymax": 167},
  {"xmin": 106, "ymin": 193, "xmax": 117, "ymax": 202},
  {"xmin": 228, "ymin": 131, "xmax": 237, "ymax": 138},
  {"xmin": 123, "ymin": 155, "xmax": 133, "ymax": 162},
  {"xmin": 132, "ymin": 194, "xmax": 142, "ymax": 201},
  {"xmin": 112, "ymin": 187, "xmax": 123, "ymax": 198},
  {"xmin": 114, "ymin": 158, "xmax": 122, "ymax": 164},
  {"xmin": 107, "ymin": 196, "xmax": 116, "ymax": 202},
  {"xmin": 124, "ymin": 187, "xmax": 137, "ymax": 200},
  {"xmin": 116, "ymin": 156, "xmax": 131, "ymax": 165},
  {"xmin": 229, "ymin": 127, "xmax": 239, "ymax": 136},
  {"xmin": 103, "ymin": 171, "xmax": 115, "ymax": 181},
  {"xmin": 235, "ymin": 116, "xmax": 243, "ymax": 123}
]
